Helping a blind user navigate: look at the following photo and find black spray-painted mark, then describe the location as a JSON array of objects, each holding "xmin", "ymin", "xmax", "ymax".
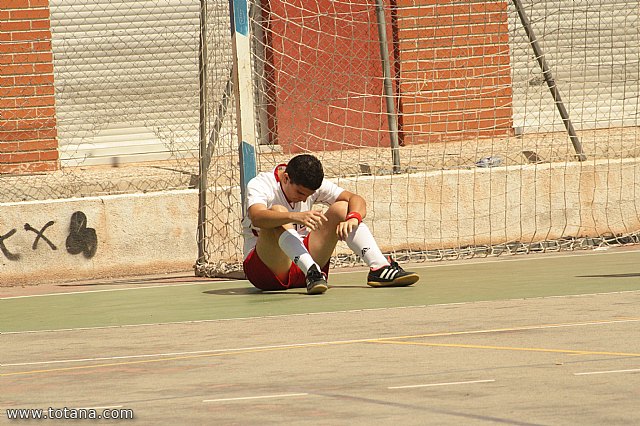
[
  {"xmin": 66, "ymin": 211, "xmax": 97, "ymax": 259},
  {"xmin": 24, "ymin": 221, "xmax": 57, "ymax": 251},
  {"xmin": 0, "ymin": 229, "xmax": 21, "ymax": 261}
]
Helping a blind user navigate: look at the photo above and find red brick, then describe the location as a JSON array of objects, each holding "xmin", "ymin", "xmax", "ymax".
[
  {"xmin": 0, "ymin": 64, "xmax": 32, "ymax": 76},
  {"xmin": 9, "ymin": 9, "xmax": 49, "ymax": 20},
  {"xmin": 0, "ymin": 128, "xmax": 56, "ymax": 141},
  {"xmin": 18, "ymin": 138, "xmax": 57, "ymax": 151},
  {"xmin": 403, "ymin": 97, "xmax": 512, "ymax": 114},
  {"xmin": 0, "ymin": 142, "xmax": 20, "ymax": 152},
  {"xmin": 0, "ymin": 20, "xmax": 31, "ymax": 31},
  {"xmin": 399, "ymin": 12, "xmax": 506, "ymax": 29},
  {"xmin": 0, "ymin": 160, "xmax": 58, "ymax": 174},
  {"xmin": 36, "ymin": 106, "xmax": 55, "ymax": 117},
  {"xmin": 38, "ymin": 128, "xmax": 57, "ymax": 139},
  {"xmin": 399, "ymin": 20, "xmax": 508, "ymax": 37},
  {"xmin": 0, "ymin": 76, "xmax": 16, "ymax": 86},
  {"xmin": 399, "ymin": 52, "xmax": 510, "ymax": 68},
  {"xmin": 34, "ymin": 84, "xmax": 54, "ymax": 95},
  {"xmin": 1, "ymin": 107, "xmax": 38, "ymax": 119},
  {"xmin": 31, "ymin": 41, "xmax": 52, "ymax": 52},
  {"xmin": 33, "ymin": 63, "xmax": 53, "ymax": 73},
  {"xmin": 1, "ymin": 86, "xmax": 36, "ymax": 97},
  {"xmin": 401, "ymin": 61, "xmax": 510, "ymax": 77},
  {"xmin": 15, "ymin": 117, "xmax": 56, "ymax": 130},
  {"xmin": 0, "ymin": 98, "xmax": 17, "ymax": 108},
  {"xmin": 397, "ymin": 1, "xmax": 505, "ymax": 15},
  {"xmin": 405, "ymin": 107, "xmax": 513, "ymax": 125},
  {"xmin": 0, "ymin": 41, "xmax": 33, "ymax": 54},
  {"xmin": 39, "ymin": 149, "xmax": 58, "ymax": 161},
  {"xmin": 403, "ymin": 127, "xmax": 512, "ymax": 145},
  {"xmin": 401, "ymin": 27, "xmax": 508, "ymax": 42},
  {"xmin": 0, "ymin": 120, "xmax": 18, "ymax": 131},
  {"xmin": 401, "ymin": 86, "xmax": 512, "ymax": 101},
  {"xmin": 0, "ymin": 0, "xmax": 31, "ymax": 8},
  {"xmin": 14, "ymin": 74, "xmax": 54, "ymax": 85},
  {"xmin": 10, "ymin": 30, "xmax": 51, "ymax": 42},
  {"xmin": 29, "ymin": 0, "xmax": 51, "ymax": 7},
  {"xmin": 6, "ymin": 150, "xmax": 40, "ymax": 162},
  {"xmin": 400, "ymin": 34, "xmax": 509, "ymax": 50},
  {"xmin": 0, "ymin": 130, "xmax": 34, "ymax": 141},
  {"xmin": 400, "ymin": 75, "xmax": 511, "ymax": 93},
  {"xmin": 401, "ymin": 44, "xmax": 508, "ymax": 61},
  {"xmin": 12, "ymin": 52, "xmax": 53, "ymax": 64},
  {"xmin": 0, "ymin": 117, "xmax": 56, "ymax": 132},
  {"xmin": 30, "ymin": 19, "xmax": 51, "ymax": 30}
]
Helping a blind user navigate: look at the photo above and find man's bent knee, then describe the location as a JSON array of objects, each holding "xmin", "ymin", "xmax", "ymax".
[{"xmin": 326, "ymin": 200, "xmax": 349, "ymax": 222}]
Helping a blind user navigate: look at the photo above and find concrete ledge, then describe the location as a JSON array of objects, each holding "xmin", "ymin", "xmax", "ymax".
[
  {"xmin": 0, "ymin": 190, "xmax": 198, "ymax": 286},
  {"xmin": 336, "ymin": 157, "xmax": 640, "ymax": 251}
]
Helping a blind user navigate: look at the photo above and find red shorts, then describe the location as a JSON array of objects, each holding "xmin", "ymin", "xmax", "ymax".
[{"xmin": 243, "ymin": 234, "xmax": 330, "ymax": 291}]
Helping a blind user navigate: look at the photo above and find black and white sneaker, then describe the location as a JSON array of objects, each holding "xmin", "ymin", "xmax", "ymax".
[
  {"xmin": 306, "ymin": 264, "xmax": 328, "ymax": 295},
  {"xmin": 367, "ymin": 258, "xmax": 419, "ymax": 287}
]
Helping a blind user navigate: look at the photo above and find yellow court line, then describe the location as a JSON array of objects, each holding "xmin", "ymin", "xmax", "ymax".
[
  {"xmin": 372, "ymin": 340, "xmax": 640, "ymax": 358},
  {"xmin": 3, "ymin": 318, "xmax": 639, "ymax": 377},
  {"xmin": 365, "ymin": 318, "xmax": 640, "ymax": 342}
]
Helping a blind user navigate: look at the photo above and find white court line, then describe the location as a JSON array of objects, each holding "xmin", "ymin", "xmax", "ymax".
[
  {"xmin": 0, "ymin": 281, "xmax": 234, "ymax": 300},
  {"xmin": 2, "ymin": 246, "xmax": 639, "ymax": 301},
  {"xmin": 574, "ymin": 368, "xmax": 640, "ymax": 376},
  {"xmin": 388, "ymin": 379, "xmax": 495, "ymax": 389},
  {"xmin": 0, "ymin": 305, "xmax": 429, "ymax": 335},
  {"xmin": 3, "ymin": 318, "xmax": 639, "ymax": 368},
  {"xmin": 203, "ymin": 393, "xmax": 309, "ymax": 403}
]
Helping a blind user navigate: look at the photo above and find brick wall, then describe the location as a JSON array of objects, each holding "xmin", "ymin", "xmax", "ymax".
[
  {"xmin": 0, "ymin": 0, "xmax": 58, "ymax": 174},
  {"xmin": 263, "ymin": 0, "xmax": 393, "ymax": 153},
  {"xmin": 396, "ymin": 0, "xmax": 513, "ymax": 144}
]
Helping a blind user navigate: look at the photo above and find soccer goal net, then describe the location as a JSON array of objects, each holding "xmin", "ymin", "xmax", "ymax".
[{"xmin": 195, "ymin": 0, "xmax": 640, "ymax": 277}]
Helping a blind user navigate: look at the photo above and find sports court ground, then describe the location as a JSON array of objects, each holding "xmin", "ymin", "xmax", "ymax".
[{"xmin": 1, "ymin": 246, "xmax": 640, "ymax": 424}]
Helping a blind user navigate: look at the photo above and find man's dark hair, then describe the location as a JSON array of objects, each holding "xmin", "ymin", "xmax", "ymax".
[{"xmin": 286, "ymin": 154, "xmax": 324, "ymax": 190}]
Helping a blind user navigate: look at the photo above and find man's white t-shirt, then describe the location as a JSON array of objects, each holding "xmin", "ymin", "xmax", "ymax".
[{"xmin": 241, "ymin": 164, "xmax": 345, "ymax": 260}]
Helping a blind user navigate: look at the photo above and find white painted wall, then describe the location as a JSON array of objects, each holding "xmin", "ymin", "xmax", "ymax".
[{"xmin": 0, "ymin": 190, "xmax": 198, "ymax": 286}]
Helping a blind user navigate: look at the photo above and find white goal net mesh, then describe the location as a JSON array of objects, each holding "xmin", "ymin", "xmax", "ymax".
[{"xmin": 196, "ymin": 0, "xmax": 640, "ymax": 276}]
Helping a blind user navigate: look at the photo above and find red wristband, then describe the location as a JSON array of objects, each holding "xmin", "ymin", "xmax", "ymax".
[{"xmin": 345, "ymin": 211, "xmax": 362, "ymax": 224}]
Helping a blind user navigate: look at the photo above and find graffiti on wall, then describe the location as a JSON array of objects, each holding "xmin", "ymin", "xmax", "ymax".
[
  {"xmin": 0, "ymin": 211, "xmax": 97, "ymax": 261},
  {"xmin": 65, "ymin": 211, "xmax": 98, "ymax": 258},
  {"xmin": 0, "ymin": 228, "xmax": 20, "ymax": 261}
]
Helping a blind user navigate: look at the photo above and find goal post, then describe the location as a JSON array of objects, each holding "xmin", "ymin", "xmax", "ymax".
[
  {"xmin": 229, "ymin": 0, "xmax": 259, "ymax": 214},
  {"xmin": 195, "ymin": 0, "xmax": 640, "ymax": 277}
]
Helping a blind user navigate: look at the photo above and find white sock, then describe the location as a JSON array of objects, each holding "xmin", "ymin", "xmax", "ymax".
[
  {"xmin": 278, "ymin": 229, "xmax": 318, "ymax": 275},
  {"xmin": 345, "ymin": 222, "xmax": 389, "ymax": 270}
]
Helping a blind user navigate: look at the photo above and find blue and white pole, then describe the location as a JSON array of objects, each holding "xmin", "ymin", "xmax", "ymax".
[{"xmin": 229, "ymin": 0, "xmax": 258, "ymax": 215}]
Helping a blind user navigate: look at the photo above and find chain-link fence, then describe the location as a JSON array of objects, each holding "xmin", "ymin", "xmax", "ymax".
[{"xmin": 2, "ymin": 0, "xmax": 204, "ymax": 203}]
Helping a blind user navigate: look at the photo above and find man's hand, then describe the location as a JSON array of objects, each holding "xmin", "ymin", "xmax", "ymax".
[
  {"xmin": 336, "ymin": 217, "xmax": 359, "ymax": 240},
  {"xmin": 293, "ymin": 210, "xmax": 328, "ymax": 231}
]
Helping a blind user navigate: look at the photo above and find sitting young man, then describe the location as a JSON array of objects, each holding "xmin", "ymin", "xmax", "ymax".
[{"xmin": 241, "ymin": 154, "xmax": 420, "ymax": 294}]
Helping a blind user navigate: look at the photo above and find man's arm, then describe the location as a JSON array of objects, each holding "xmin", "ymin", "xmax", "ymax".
[
  {"xmin": 248, "ymin": 204, "xmax": 328, "ymax": 231},
  {"xmin": 335, "ymin": 190, "xmax": 367, "ymax": 219},
  {"xmin": 335, "ymin": 190, "xmax": 367, "ymax": 240}
]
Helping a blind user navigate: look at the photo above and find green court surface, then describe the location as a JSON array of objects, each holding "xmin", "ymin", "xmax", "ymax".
[
  {"xmin": 2, "ymin": 248, "xmax": 640, "ymax": 425},
  {"xmin": 2, "ymin": 247, "xmax": 640, "ymax": 333}
]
